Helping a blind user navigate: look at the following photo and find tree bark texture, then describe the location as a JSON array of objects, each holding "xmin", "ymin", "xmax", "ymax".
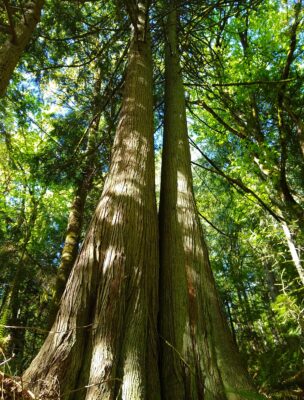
[
  {"xmin": 158, "ymin": 3, "xmax": 257, "ymax": 399},
  {"xmin": 0, "ymin": 0, "xmax": 44, "ymax": 97},
  {"xmin": 23, "ymin": 3, "xmax": 160, "ymax": 399}
]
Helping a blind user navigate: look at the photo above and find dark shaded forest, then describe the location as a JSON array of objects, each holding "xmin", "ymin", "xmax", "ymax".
[{"xmin": 0, "ymin": 0, "xmax": 303, "ymax": 399}]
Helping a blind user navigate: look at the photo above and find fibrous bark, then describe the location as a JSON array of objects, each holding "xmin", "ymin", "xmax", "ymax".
[
  {"xmin": 23, "ymin": 2, "xmax": 160, "ymax": 399},
  {"xmin": 0, "ymin": 0, "xmax": 44, "ymax": 97},
  {"xmin": 158, "ymin": 2, "xmax": 257, "ymax": 399}
]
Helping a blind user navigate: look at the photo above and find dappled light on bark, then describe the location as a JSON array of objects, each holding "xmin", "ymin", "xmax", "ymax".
[{"xmin": 22, "ymin": 3, "xmax": 160, "ymax": 399}]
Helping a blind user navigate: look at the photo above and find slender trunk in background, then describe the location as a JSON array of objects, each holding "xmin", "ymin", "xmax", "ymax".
[
  {"xmin": 237, "ymin": 1, "xmax": 304, "ymax": 287},
  {"xmin": 49, "ymin": 66, "xmax": 103, "ymax": 324},
  {"xmin": 282, "ymin": 222, "xmax": 304, "ymax": 285},
  {"xmin": 0, "ymin": 0, "xmax": 44, "ymax": 96},
  {"xmin": 283, "ymin": 101, "xmax": 304, "ymax": 161},
  {"xmin": 276, "ymin": 0, "xmax": 304, "ymax": 285},
  {"xmin": 263, "ymin": 260, "xmax": 279, "ymax": 302},
  {"xmin": 0, "ymin": 195, "xmax": 38, "ymax": 364},
  {"xmin": 224, "ymin": 299, "xmax": 237, "ymax": 344},
  {"xmin": 3, "ymin": 253, "xmax": 30, "ymax": 364},
  {"xmin": 23, "ymin": 2, "xmax": 160, "ymax": 399},
  {"xmin": 158, "ymin": 2, "xmax": 257, "ymax": 399}
]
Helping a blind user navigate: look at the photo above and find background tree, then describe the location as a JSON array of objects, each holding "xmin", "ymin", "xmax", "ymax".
[
  {"xmin": 185, "ymin": 0, "xmax": 304, "ymax": 284},
  {"xmin": 0, "ymin": 0, "xmax": 44, "ymax": 96}
]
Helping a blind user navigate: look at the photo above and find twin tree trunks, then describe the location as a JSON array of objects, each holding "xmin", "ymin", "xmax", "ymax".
[{"xmin": 23, "ymin": 1, "xmax": 259, "ymax": 399}]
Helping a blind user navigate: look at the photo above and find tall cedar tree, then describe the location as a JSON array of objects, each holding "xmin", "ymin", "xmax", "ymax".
[
  {"xmin": 23, "ymin": 1, "xmax": 161, "ymax": 399},
  {"xmin": 158, "ymin": 2, "xmax": 257, "ymax": 399}
]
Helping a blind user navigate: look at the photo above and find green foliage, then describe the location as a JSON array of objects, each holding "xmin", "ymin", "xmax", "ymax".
[
  {"xmin": 185, "ymin": 0, "xmax": 304, "ymax": 396},
  {"xmin": 0, "ymin": 0, "xmax": 303, "ymax": 397}
]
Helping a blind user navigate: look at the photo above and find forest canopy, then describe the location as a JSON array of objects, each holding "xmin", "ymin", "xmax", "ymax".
[{"xmin": 0, "ymin": 0, "xmax": 303, "ymax": 399}]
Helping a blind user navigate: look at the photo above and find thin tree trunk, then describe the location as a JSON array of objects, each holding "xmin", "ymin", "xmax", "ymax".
[
  {"xmin": 49, "ymin": 66, "xmax": 103, "ymax": 324},
  {"xmin": 224, "ymin": 299, "xmax": 237, "ymax": 345},
  {"xmin": 0, "ymin": 0, "xmax": 44, "ymax": 96},
  {"xmin": 0, "ymin": 196, "xmax": 38, "ymax": 363},
  {"xmin": 282, "ymin": 221, "xmax": 304, "ymax": 285},
  {"xmin": 263, "ymin": 260, "xmax": 279, "ymax": 301},
  {"xmin": 23, "ymin": 2, "xmax": 160, "ymax": 399},
  {"xmin": 159, "ymin": 2, "xmax": 257, "ymax": 399},
  {"xmin": 283, "ymin": 101, "xmax": 304, "ymax": 160}
]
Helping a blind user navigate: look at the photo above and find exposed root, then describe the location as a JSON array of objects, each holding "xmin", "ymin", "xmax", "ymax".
[{"xmin": 0, "ymin": 371, "xmax": 36, "ymax": 400}]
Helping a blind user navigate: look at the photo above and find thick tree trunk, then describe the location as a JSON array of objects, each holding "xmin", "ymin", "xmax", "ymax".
[
  {"xmin": 0, "ymin": 0, "xmax": 44, "ymax": 97},
  {"xmin": 158, "ymin": 3, "xmax": 257, "ymax": 399},
  {"xmin": 23, "ymin": 3, "xmax": 160, "ymax": 399}
]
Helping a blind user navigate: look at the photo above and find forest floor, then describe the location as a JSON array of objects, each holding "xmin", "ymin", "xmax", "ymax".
[
  {"xmin": 0, "ymin": 370, "xmax": 304, "ymax": 399},
  {"xmin": 0, "ymin": 371, "xmax": 35, "ymax": 399}
]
